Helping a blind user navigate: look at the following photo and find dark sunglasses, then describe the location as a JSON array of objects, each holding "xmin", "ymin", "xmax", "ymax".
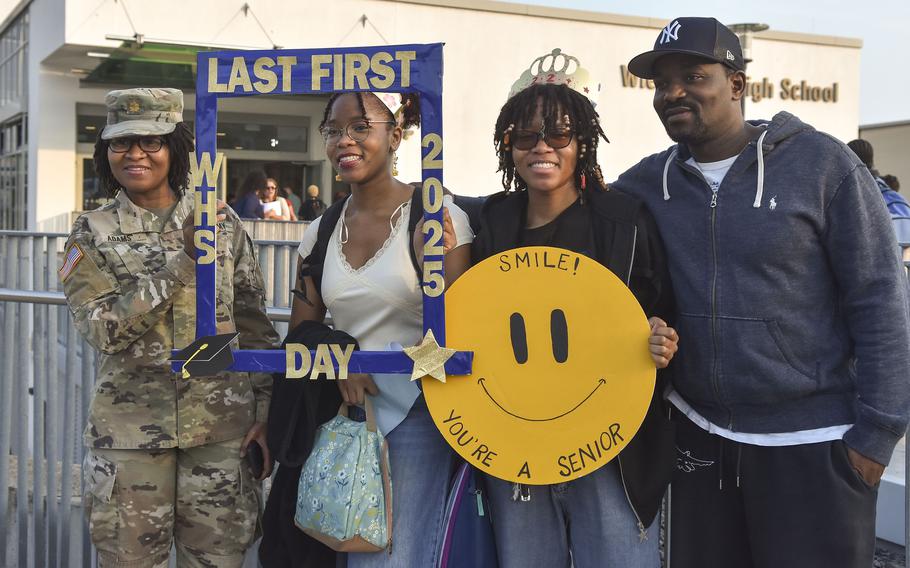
[
  {"xmin": 510, "ymin": 128, "xmax": 574, "ymax": 151},
  {"xmin": 108, "ymin": 136, "xmax": 165, "ymax": 153}
]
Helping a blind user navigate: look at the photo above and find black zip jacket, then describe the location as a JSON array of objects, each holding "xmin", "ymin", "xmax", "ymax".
[{"xmin": 471, "ymin": 185, "xmax": 676, "ymax": 529}]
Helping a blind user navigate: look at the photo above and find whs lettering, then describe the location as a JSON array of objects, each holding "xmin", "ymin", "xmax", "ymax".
[{"xmin": 189, "ymin": 151, "xmax": 225, "ymax": 265}]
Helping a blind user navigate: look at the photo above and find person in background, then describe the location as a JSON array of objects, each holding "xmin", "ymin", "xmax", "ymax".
[
  {"xmin": 848, "ymin": 139, "xmax": 910, "ymax": 256},
  {"xmin": 612, "ymin": 18, "xmax": 910, "ymax": 568},
  {"xmin": 283, "ymin": 185, "xmax": 302, "ymax": 219},
  {"xmin": 233, "ymin": 170, "xmax": 267, "ymax": 219},
  {"xmin": 260, "ymin": 177, "xmax": 293, "ymax": 220},
  {"xmin": 299, "ymin": 184, "xmax": 328, "ymax": 221},
  {"xmin": 62, "ymin": 87, "xmax": 279, "ymax": 567},
  {"xmin": 882, "ymin": 174, "xmax": 900, "ymax": 193}
]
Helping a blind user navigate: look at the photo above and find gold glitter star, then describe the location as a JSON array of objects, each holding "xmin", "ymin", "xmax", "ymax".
[{"xmin": 404, "ymin": 329, "xmax": 456, "ymax": 383}]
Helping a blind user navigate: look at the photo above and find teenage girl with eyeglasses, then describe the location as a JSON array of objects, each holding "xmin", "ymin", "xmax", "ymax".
[{"xmin": 267, "ymin": 91, "xmax": 474, "ymax": 567}]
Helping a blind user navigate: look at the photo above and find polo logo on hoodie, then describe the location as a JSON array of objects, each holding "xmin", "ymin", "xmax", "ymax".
[
  {"xmin": 769, "ymin": 196, "xmax": 778, "ymax": 211},
  {"xmin": 660, "ymin": 21, "xmax": 682, "ymax": 44},
  {"xmin": 676, "ymin": 447, "xmax": 714, "ymax": 473}
]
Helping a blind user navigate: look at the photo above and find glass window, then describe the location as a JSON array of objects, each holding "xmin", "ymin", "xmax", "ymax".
[
  {"xmin": 0, "ymin": 114, "xmax": 28, "ymax": 229},
  {"xmin": 77, "ymin": 115, "xmax": 107, "ymax": 144},
  {"xmin": 216, "ymin": 120, "xmax": 307, "ymax": 153},
  {"xmin": 0, "ymin": 10, "xmax": 29, "ymax": 108},
  {"xmin": 81, "ymin": 157, "xmax": 110, "ymax": 211}
]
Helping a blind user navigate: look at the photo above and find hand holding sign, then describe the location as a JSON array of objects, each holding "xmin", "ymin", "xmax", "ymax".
[{"xmin": 648, "ymin": 316, "xmax": 679, "ymax": 369}]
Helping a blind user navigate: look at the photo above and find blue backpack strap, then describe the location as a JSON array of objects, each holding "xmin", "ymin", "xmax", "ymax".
[{"xmin": 436, "ymin": 461, "xmax": 498, "ymax": 568}]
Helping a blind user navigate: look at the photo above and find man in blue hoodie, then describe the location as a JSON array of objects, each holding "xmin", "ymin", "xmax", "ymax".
[{"xmin": 612, "ymin": 17, "xmax": 910, "ymax": 568}]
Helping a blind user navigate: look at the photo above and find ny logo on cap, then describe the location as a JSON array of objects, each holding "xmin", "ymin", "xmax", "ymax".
[{"xmin": 660, "ymin": 20, "xmax": 682, "ymax": 45}]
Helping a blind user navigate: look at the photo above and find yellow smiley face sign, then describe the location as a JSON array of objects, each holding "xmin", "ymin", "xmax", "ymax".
[{"xmin": 423, "ymin": 246, "xmax": 655, "ymax": 485}]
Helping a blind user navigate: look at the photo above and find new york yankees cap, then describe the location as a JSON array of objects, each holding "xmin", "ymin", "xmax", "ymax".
[{"xmin": 628, "ymin": 17, "xmax": 744, "ymax": 79}]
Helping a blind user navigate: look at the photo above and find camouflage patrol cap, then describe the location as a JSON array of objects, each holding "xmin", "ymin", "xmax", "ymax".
[{"xmin": 102, "ymin": 88, "xmax": 184, "ymax": 140}]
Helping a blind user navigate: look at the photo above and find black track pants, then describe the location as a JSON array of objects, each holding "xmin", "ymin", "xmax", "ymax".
[{"xmin": 669, "ymin": 413, "xmax": 878, "ymax": 568}]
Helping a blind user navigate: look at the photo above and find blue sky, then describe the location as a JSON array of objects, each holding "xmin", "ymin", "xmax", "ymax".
[{"xmin": 501, "ymin": 0, "xmax": 907, "ymax": 125}]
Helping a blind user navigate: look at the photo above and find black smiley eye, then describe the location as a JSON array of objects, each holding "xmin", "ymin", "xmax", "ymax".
[
  {"xmin": 551, "ymin": 309, "xmax": 568, "ymax": 363},
  {"xmin": 510, "ymin": 312, "xmax": 528, "ymax": 364},
  {"xmin": 510, "ymin": 310, "xmax": 568, "ymax": 365}
]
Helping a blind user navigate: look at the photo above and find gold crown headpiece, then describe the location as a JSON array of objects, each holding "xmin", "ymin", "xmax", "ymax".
[{"xmin": 508, "ymin": 48, "xmax": 600, "ymax": 105}]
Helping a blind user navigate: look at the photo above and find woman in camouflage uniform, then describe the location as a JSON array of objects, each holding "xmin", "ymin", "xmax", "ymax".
[{"xmin": 61, "ymin": 88, "xmax": 279, "ymax": 568}]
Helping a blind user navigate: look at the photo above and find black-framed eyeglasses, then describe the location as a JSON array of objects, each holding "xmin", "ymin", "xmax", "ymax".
[
  {"xmin": 108, "ymin": 136, "xmax": 165, "ymax": 153},
  {"xmin": 511, "ymin": 128, "xmax": 574, "ymax": 151},
  {"xmin": 319, "ymin": 120, "xmax": 396, "ymax": 143}
]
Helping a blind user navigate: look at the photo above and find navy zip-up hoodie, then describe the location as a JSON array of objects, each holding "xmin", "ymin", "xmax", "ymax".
[{"xmin": 612, "ymin": 111, "xmax": 910, "ymax": 465}]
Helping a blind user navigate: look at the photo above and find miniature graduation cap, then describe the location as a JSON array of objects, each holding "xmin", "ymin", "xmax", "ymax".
[{"xmin": 169, "ymin": 332, "xmax": 239, "ymax": 378}]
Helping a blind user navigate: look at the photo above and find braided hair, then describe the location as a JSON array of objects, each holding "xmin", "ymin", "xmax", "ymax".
[
  {"xmin": 319, "ymin": 92, "xmax": 421, "ymax": 131},
  {"xmin": 494, "ymin": 84, "xmax": 607, "ymax": 192},
  {"xmin": 93, "ymin": 122, "xmax": 195, "ymax": 198}
]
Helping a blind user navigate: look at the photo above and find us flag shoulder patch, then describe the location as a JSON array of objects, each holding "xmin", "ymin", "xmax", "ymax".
[{"xmin": 59, "ymin": 243, "xmax": 84, "ymax": 281}]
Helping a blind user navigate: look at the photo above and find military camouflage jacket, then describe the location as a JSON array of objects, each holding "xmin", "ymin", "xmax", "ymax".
[{"xmin": 62, "ymin": 191, "xmax": 279, "ymax": 449}]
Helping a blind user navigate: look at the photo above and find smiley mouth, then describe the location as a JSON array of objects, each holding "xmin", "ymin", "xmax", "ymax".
[{"xmin": 477, "ymin": 377, "xmax": 606, "ymax": 422}]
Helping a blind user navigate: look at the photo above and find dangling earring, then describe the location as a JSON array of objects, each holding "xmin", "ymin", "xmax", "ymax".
[
  {"xmin": 580, "ymin": 172, "xmax": 587, "ymax": 190},
  {"xmin": 391, "ymin": 152, "xmax": 399, "ymax": 177},
  {"xmin": 335, "ymin": 173, "xmax": 342, "ymax": 182}
]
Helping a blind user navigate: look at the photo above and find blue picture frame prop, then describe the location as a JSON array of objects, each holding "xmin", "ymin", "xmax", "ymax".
[{"xmin": 178, "ymin": 43, "xmax": 472, "ymax": 376}]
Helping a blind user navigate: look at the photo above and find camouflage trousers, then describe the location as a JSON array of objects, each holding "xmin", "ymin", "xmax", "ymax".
[{"xmin": 83, "ymin": 437, "xmax": 260, "ymax": 567}]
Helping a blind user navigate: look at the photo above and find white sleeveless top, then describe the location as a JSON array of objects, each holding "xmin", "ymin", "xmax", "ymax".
[{"xmin": 297, "ymin": 197, "xmax": 473, "ymax": 434}]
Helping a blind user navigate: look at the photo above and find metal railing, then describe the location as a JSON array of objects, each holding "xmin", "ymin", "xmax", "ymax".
[
  {"xmin": 0, "ymin": 232, "xmax": 88, "ymax": 567},
  {"xmin": 0, "ymin": 231, "xmax": 297, "ymax": 319},
  {"xmin": 0, "ymin": 231, "xmax": 298, "ymax": 567}
]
